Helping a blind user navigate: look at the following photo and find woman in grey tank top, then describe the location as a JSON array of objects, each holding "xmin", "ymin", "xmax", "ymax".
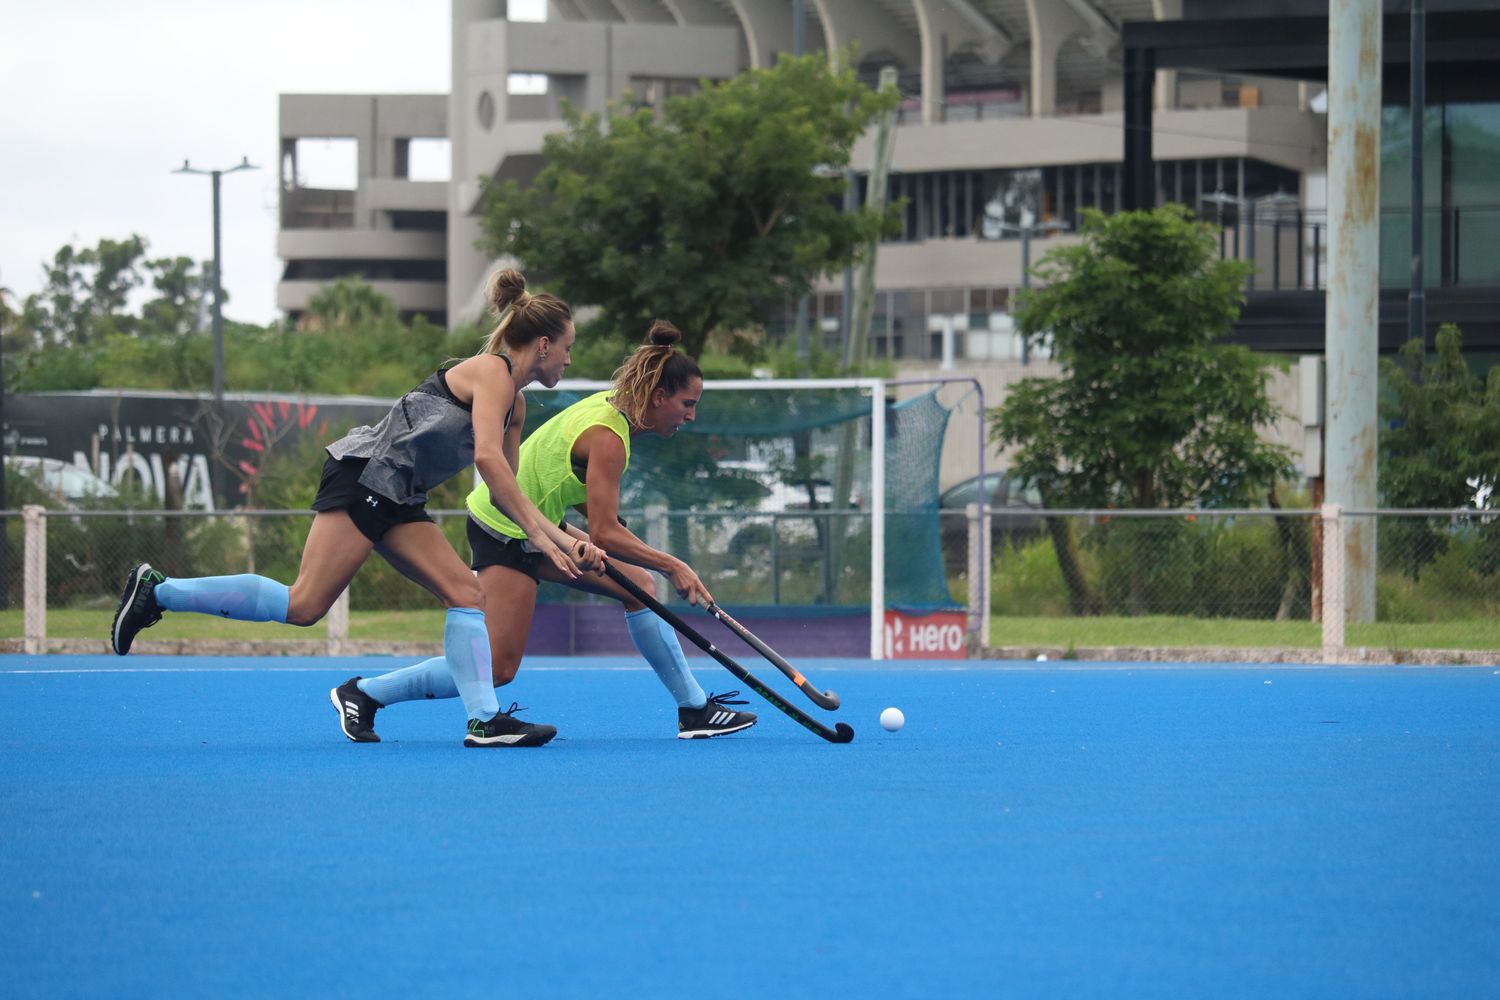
[{"xmin": 110, "ymin": 269, "xmax": 604, "ymax": 748}]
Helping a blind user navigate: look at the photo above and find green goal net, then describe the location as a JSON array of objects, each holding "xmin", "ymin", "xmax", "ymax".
[{"xmin": 521, "ymin": 378, "xmax": 959, "ymax": 630}]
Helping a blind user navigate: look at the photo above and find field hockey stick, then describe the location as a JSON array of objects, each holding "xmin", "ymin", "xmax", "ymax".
[
  {"xmin": 704, "ymin": 601, "xmax": 841, "ymax": 711},
  {"xmin": 604, "ymin": 564, "xmax": 855, "ymax": 744}
]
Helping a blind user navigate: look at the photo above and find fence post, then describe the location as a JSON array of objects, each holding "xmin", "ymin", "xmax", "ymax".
[
  {"xmin": 241, "ymin": 512, "xmax": 257, "ymax": 576},
  {"xmin": 326, "ymin": 587, "xmax": 350, "ymax": 657},
  {"xmin": 965, "ymin": 502, "xmax": 992, "ymax": 652},
  {"xmin": 1320, "ymin": 503, "xmax": 1345, "ymax": 663},
  {"xmin": 23, "ymin": 505, "xmax": 46, "ymax": 655},
  {"xmin": 644, "ymin": 504, "xmax": 669, "ymax": 602}
]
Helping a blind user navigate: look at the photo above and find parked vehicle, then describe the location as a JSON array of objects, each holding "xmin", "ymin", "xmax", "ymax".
[
  {"xmin": 711, "ymin": 460, "xmax": 840, "ymax": 513},
  {"xmin": 939, "ymin": 470, "xmax": 1044, "ymax": 564},
  {"xmin": 4, "ymin": 455, "xmax": 117, "ymax": 507}
]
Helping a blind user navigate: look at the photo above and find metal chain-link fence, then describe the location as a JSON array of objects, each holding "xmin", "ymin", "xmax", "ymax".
[
  {"xmin": 941, "ymin": 505, "xmax": 1500, "ymax": 661},
  {"xmin": 0, "ymin": 505, "xmax": 874, "ymax": 654},
  {"xmin": 5, "ymin": 505, "xmax": 1497, "ymax": 660}
]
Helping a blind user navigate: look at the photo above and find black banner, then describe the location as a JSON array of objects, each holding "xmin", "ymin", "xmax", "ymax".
[{"xmin": 3, "ymin": 390, "xmax": 393, "ymax": 510}]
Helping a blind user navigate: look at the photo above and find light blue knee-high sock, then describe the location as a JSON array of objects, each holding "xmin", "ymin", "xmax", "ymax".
[
  {"xmin": 625, "ymin": 608, "xmax": 706, "ymax": 709},
  {"xmin": 156, "ymin": 575, "xmax": 289, "ymax": 623},
  {"xmin": 445, "ymin": 607, "xmax": 498, "ymax": 722},
  {"xmin": 357, "ymin": 657, "xmax": 457, "ymax": 706}
]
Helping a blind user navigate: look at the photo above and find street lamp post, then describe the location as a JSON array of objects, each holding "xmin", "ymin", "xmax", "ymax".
[
  {"xmin": 174, "ymin": 156, "xmax": 257, "ymax": 402},
  {"xmin": 992, "ymin": 217, "xmax": 1069, "ymax": 364}
]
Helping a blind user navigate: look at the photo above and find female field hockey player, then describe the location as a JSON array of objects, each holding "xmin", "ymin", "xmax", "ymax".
[
  {"xmin": 110, "ymin": 269, "xmax": 605, "ymax": 748},
  {"xmin": 335, "ymin": 320, "xmax": 756, "ymax": 742}
]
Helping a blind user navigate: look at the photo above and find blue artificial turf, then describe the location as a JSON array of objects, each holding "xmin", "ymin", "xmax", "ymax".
[{"xmin": 2, "ymin": 656, "xmax": 1497, "ymax": 998}]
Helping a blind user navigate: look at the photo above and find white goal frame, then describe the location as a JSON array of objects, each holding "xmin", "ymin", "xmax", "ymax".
[{"xmin": 551, "ymin": 377, "xmax": 890, "ymax": 658}]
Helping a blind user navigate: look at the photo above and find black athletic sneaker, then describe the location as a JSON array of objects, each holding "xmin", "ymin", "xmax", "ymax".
[
  {"xmin": 330, "ymin": 677, "xmax": 382, "ymax": 743},
  {"xmin": 678, "ymin": 690, "xmax": 758, "ymax": 739},
  {"xmin": 111, "ymin": 563, "xmax": 165, "ymax": 656},
  {"xmin": 464, "ymin": 703, "xmax": 557, "ymax": 748}
]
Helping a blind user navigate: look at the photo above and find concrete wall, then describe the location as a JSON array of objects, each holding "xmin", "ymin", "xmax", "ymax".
[
  {"xmin": 280, "ymin": 93, "xmax": 447, "ymax": 188},
  {"xmin": 447, "ymin": 11, "xmax": 744, "ymax": 320},
  {"xmin": 278, "ymin": 278, "xmax": 446, "ymax": 314},
  {"xmin": 819, "ymin": 233, "xmax": 1085, "ymax": 296},
  {"xmin": 277, "ymin": 230, "xmax": 446, "ymax": 262},
  {"xmin": 279, "ymin": 94, "xmax": 450, "ymax": 317},
  {"xmin": 364, "ymin": 179, "xmax": 447, "ymax": 213},
  {"xmin": 279, "ymin": 2, "xmax": 1331, "ymax": 335},
  {"xmin": 856, "ymin": 107, "xmax": 1326, "ymax": 177}
]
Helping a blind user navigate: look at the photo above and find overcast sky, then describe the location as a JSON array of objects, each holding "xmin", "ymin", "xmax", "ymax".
[{"xmin": 1, "ymin": 0, "xmax": 543, "ymax": 326}]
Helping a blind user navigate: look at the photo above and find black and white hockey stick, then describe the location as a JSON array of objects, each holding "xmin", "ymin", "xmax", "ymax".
[
  {"xmin": 704, "ymin": 602, "xmax": 841, "ymax": 710},
  {"xmin": 604, "ymin": 564, "xmax": 855, "ymax": 744}
]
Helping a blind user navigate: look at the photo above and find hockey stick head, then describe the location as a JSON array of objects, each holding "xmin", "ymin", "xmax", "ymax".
[{"xmin": 830, "ymin": 722, "xmax": 855, "ymax": 743}]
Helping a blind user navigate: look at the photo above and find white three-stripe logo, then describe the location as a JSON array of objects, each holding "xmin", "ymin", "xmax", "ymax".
[{"xmin": 710, "ymin": 711, "xmax": 732, "ymax": 725}]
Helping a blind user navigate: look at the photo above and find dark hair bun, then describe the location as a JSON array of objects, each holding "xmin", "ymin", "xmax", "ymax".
[{"xmin": 646, "ymin": 319, "xmax": 681, "ymax": 347}]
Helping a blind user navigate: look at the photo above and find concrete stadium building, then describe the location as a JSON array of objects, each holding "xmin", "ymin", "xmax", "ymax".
[{"xmin": 277, "ymin": 0, "xmax": 1327, "ymax": 360}]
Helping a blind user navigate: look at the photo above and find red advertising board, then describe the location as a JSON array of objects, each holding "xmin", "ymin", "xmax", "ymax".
[{"xmin": 882, "ymin": 608, "xmax": 968, "ymax": 660}]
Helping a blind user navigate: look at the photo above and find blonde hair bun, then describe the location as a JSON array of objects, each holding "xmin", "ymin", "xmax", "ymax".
[
  {"xmin": 485, "ymin": 267, "xmax": 528, "ymax": 316},
  {"xmin": 478, "ymin": 269, "xmax": 572, "ymax": 357}
]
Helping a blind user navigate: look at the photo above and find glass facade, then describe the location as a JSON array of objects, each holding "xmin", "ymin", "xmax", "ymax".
[
  {"xmin": 878, "ymin": 158, "xmax": 1298, "ymax": 244},
  {"xmin": 766, "ymin": 286, "xmax": 1035, "ymax": 364},
  {"xmin": 1447, "ymin": 103, "xmax": 1500, "ymax": 287},
  {"xmin": 766, "ymin": 156, "xmax": 1305, "ymax": 363},
  {"xmin": 1380, "ymin": 100, "xmax": 1500, "ymax": 288}
]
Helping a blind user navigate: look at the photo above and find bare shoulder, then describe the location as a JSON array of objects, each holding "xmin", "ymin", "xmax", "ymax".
[
  {"xmin": 454, "ymin": 353, "xmax": 511, "ymax": 379},
  {"xmin": 448, "ymin": 354, "xmax": 514, "ymax": 405}
]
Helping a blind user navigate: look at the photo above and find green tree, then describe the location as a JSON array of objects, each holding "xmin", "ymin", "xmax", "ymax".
[
  {"xmin": 479, "ymin": 52, "xmax": 900, "ymax": 358},
  {"xmin": 0, "ymin": 270, "xmax": 24, "ymax": 353},
  {"xmin": 140, "ymin": 255, "xmax": 210, "ymax": 337},
  {"xmin": 991, "ymin": 206, "xmax": 1294, "ymax": 613},
  {"xmin": 302, "ymin": 275, "xmax": 398, "ymax": 331},
  {"xmin": 1379, "ymin": 323, "xmax": 1500, "ymax": 578},
  {"xmin": 22, "ymin": 236, "xmax": 150, "ymax": 346}
]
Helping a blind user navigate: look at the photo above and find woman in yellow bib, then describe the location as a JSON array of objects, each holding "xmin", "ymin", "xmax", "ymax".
[{"xmin": 343, "ymin": 321, "xmax": 756, "ymax": 741}]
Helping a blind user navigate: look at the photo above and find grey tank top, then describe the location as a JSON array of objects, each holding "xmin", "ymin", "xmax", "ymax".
[{"xmin": 325, "ymin": 361, "xmax": 516, "ymax": 506}]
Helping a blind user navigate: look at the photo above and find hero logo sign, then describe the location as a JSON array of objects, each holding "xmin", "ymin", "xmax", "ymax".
[{"xmin": 883, "ymin": 609, "xmax": 967, "ymax": 659}]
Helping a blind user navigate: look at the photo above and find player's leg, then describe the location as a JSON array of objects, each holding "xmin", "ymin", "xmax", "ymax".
[
  {"xmin": 560, "ymin": 560, "xmax": 708, "ymax": 707},
  {"xmin": 111, "ymin": 510, "xmax": 370, "ymax": 656},
  {"xmin": 367, "ymin": 520, "xmax": 538, "ymax": 692},
  {"xmin": 549, "ymin": 552, "xmax": 755, "ymax": 739},
  {"xmin": 478, "ymin": 564, "xmax": 540, "ymax": 687},
  {"xmin": 331, "ymin": 530, "xmax": 460, "ymax": 741},
  {"xmin": 346, "ymin": 521, "xmax": 539, "ymax": 739},
  {"xmin": 351, "ymin": 557, "xmax": 537, "ymax": 711},
  {"xmin": 376, "ymin": 521, "xmax": 554, "ymax": 747}
]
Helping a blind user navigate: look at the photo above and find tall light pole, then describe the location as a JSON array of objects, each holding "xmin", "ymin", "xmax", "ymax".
[
  {"xmin": 993, "ymin": 217, "xmax": 1069, "ymax": 364},
  {"xmin": 1409, "ymin": 0, "xmax": 1427, "ymax": 347},
  {"xmin": 174, "ymin": 156, "xmax": 258, "ymax": 402}
]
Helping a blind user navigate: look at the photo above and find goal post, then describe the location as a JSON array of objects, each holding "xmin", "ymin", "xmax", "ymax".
[{"xmin": 517, "ymin": 376, "xmax": 967, "ymax": 660}]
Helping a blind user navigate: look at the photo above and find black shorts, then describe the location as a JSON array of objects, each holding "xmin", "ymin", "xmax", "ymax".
[
  {"xmin": 312, "ymin": 456, "xmax": 434, "ymax": 543},
  {"xmin": 467, "ymin": 517, "xmax": 546, "ymax": 583}
]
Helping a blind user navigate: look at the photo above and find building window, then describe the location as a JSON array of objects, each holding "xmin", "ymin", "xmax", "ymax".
[
  {"xmin": 404, "ymin": 138, "xmax": 450, "ymax": 182},
  {"xmin": 292, "ymin": 138, "xmax": 358, "ymax": 191}
]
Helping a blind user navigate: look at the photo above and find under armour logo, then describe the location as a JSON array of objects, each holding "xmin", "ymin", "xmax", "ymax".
[{"xmin": 363, "ymin": 495, "xmax": 379, "ymax": 507}]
